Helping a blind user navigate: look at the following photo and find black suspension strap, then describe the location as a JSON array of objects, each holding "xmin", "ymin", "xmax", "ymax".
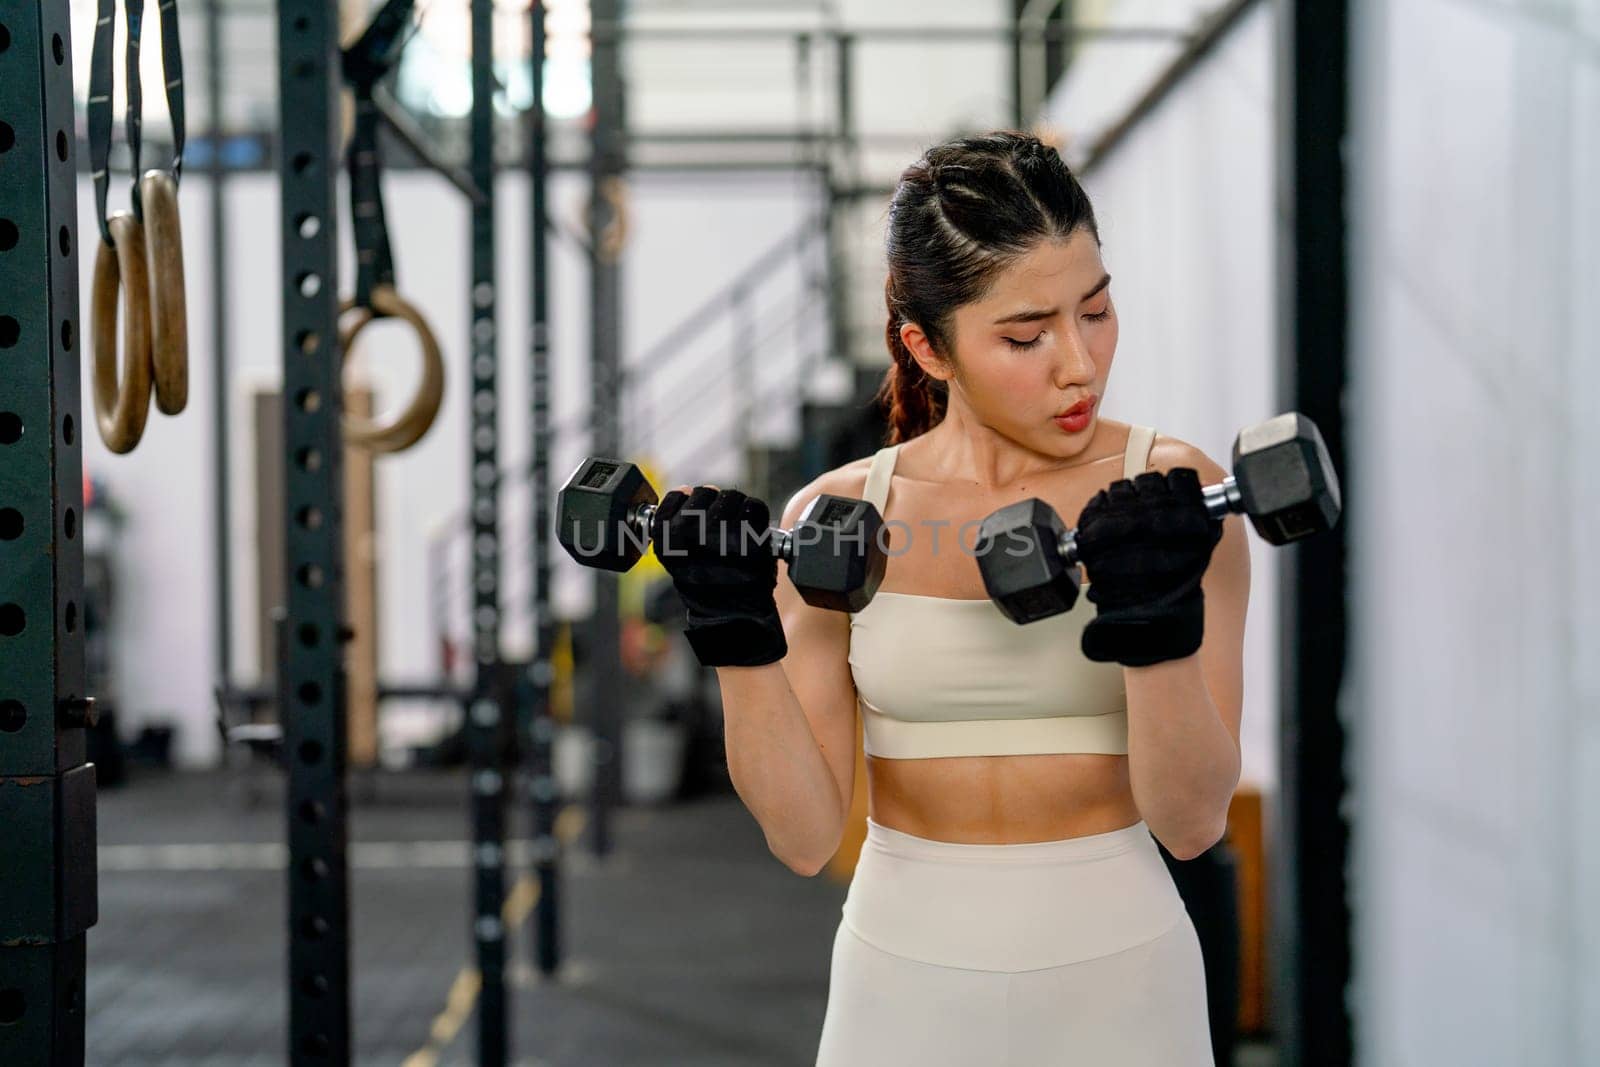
[
  {"xmin": 342, "ymin": 0, "xmax": 413, "ymax": 310},
  {"xmin": 85, "ymin": 0, "xmax": 186, "ymax": 236},
  {"xmin": 87, "ymin": 0, "xmax": 117, "ymax": 245}
]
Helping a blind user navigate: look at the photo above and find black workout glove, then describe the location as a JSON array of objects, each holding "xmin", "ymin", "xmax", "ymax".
[
  {"xmin": 649, "ymin": 486, "xmax": 787, "ymax": 668},
  {"xmin": 1073, "ymin": 468, "xmax": 1224, "ymax": 668}
]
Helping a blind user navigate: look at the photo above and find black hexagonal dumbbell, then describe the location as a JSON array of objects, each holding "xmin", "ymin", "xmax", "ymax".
[
  {"xmin": 975, "ymin": 412, "xmax": 1342, "ymax": 624},
  {"xmin": 556, "ymin": 457, "xmax": 888, "ymax": 613}
]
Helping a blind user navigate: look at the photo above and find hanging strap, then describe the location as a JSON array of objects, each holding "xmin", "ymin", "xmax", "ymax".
[
  {"xmin": 152, "ymin": 0, "xmax": 186, "ymax": 183},
  {"xmin": 342, "ymin": 0, "xmax": 417, "ymax": 309},
  {"xmin": 347, "ymin": 91, "xmax": 397, "ymax": 307},
  {"xmin": 87, "ymin": 0, "xmax": 117, "ymax": 244},
  {"xmin": 125, "ymin": 0, "xmax": 186, "ymax": 219},
  {"xmin": 86, "ymin": 0, "xmax": 186, "ymax": 241}
]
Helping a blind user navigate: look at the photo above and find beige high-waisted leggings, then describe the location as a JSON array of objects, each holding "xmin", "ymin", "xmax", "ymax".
[{"xmin": 814, "ymin": 817, "xmax": 1213, "ymax": 1067}]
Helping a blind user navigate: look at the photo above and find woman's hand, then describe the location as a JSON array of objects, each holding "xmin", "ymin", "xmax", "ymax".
[
  {"xmin": 649, "ymin": 485, "xmax": 787, "ymax": 667},
  {"xmin": 1073, "ymin": 469, "xmax": 1224, "ymax": 667}
]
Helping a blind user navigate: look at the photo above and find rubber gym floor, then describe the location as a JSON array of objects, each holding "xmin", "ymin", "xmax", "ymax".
[{"xmin": 90, "ymin": 770, "xmax": 843, "ymax": 1065}]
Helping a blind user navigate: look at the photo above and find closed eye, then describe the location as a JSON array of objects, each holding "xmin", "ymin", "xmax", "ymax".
[
  {"xmin": 1084, "ymin": 308, "xmax": 1112, "ymax": 322},
  {"xmin": 1003, "ymin": 333, "xmax": 1044, "ymax": 351}
]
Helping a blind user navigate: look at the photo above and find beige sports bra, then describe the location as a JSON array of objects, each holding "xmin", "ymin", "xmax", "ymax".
[{"xmin": 846, "ymin": 426, "xmax": 1157, "ymax": 760}]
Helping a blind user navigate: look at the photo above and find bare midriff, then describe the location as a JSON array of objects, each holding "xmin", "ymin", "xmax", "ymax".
[{"xmin": 865, "ymin": 751, "xmax": 1141, "ymax": 844}]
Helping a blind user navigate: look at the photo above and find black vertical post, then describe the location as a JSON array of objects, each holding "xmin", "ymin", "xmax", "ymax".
[
  {"xmin": 468, "ymin": 0, "xmax": 509, "ymax": 1062},
  {"xmin": 1009, "ymin": 0, "xmax": 1027, "ymax": 127},
  {"xmin": 585, "ymin": 0, "xmax": 626, "ymax": 858},
  {"xmin": 525, "ymin": 0, "xmax": 562, "ymax": 977},
  {"xmin": 1273, "ymin": 2, "xmax": 1352, "ymax": 1064},
  {"xmin": 207, "ymin": 0, "xmax": 232, "ymax": 690},
  {"xmin": 824, "ymin": 33, "xmax": 854, "ymax": 369},
  {"xmin": 0, "ymin": 3, "xmax": 97, "ymax": 1063},
  {"xmin": 277, "ymin": 2, "xmax": 350, "ymax": 1062}
]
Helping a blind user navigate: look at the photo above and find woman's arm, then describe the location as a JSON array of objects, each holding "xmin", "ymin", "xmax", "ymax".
[
  {"xmin": 715, "ymin": 473, "xmax": 864, "ymax": 876},
  {"xmin": 1123, "ymin": 442, "xmax": 1250, "ymax": 860}
]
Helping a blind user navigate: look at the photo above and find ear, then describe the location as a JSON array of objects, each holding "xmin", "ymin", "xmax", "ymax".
[{"xmin": 898, "ymin": 321, "xmax": 954, "ymax": 383}]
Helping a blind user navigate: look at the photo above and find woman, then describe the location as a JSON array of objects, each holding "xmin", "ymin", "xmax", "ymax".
[{"xmin": 648, "ymin": 130, "xmax": 1249, "ymax": 1065}]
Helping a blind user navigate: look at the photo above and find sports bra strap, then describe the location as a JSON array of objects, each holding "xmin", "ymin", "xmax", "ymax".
[
  {"xmin": 1123, "ymin": 425, "xmax": 1156, "ymax": 479},
  {"xmin": 861, "ymin": 444, "xmax": 900, "ymax": 513}
]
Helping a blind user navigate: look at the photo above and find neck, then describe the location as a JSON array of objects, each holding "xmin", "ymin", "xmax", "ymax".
[{"xmin": 915, "ymin": 402, "xmax": 1116, "ymax": 490}]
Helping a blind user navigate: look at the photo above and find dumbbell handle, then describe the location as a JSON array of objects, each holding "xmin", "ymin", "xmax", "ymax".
[
  {"xmin": 627, "ymin": 501, "xmax": 797, "ymax": 562},
  {"xmin": 1057, "ymin": 475, "xmax": 1241, "ymax": 565}
]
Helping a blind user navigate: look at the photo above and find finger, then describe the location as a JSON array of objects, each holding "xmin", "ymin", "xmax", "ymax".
[
  {"xmin": 653, "ymin": 489, "xmax": 688, "ymax": 526},
  {"xmin": 1132, "ymin": 470, "xmax": 1170, "ymax": 498},
  {"xmin": 741, "ymin": 495, "xmax": 771, "ymax": 531},
  {"xmin": 1105, "ymin": 478, "xmax": 1140, "ymax": 506},
  {"xmin": 1165, "ymin": 467, "xmax": 1204, "ymax": 502},
  {"xmin": 685, "ymin": 485, "xmax": 719, "ymax": 513},
  {"xmin": 707, "ymin": 489, "xmax": 748, "ymax": 526},
  {"xmin": 1076, "ymin": 488, "xmax": 1109, "ymax": 527}
]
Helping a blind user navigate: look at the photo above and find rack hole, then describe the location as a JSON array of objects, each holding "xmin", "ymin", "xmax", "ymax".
[
  {"xmin": 62, "ymin": 413, "xmax": 74, "ymax": 444},
  {"xmin": 58, "ymin": 226, "xmax": 70, "ymax": 257},
  {"xmin": 0, "ymin": 413, "xmax": 20, "ymax": 444},
  {"xmin": 0, "ymin": 509, "xmax": 19, "ymax": 540},
  {"xmin": 64, "ymin": 602, "xmax": 76, "ymax": 633},
  {"xmin": 297, "ymin": 563, "xmax": 324, "ymax": 589},
  {"xmin": 295, "ymin": 447, "xmax": 322, "ymax": 472},
  {"xmin": 63, "ymin": 508, "xmax": 76, "ymax": 539},
  {"xmin": 0, "ymin": 701, "xmax": 25, "ymax": 733},
  {"xmin": 0, "ymin": 316, "xmax": 19, "ymax": 347},
  {"xmin": 295, "ymin": 388, "xmax": 321, "ymax": 413},
  {"xmin": 0, "ymin": 123, "xmax": 14, "ymax": 154},
  {"xmin": 53, "ymin": 33, "xmax": 64, "ymax": 65},
  {"xmin": 298, "ymin": 681, "xmax": 322, "ymax": 707},
  {"xmin": 297, "ymin": 272, "xmax": 321, "ymax": 298},
  {"xmin": 296, "ymin": 330, "xmax": 320, "ymax": 355},
  {"xmin": 0, "ymin": 987, "xmax": 24, "ymax": 1025},
  {"xmin": 0, "ymin": 604, "xmax": 23, "ymax": 637},
  {"xmin": 60, "ymin": 320, "xmax": 73, "ymax": 351},
  {"xmin": 0, "ymin": 220, "xmax": 17, "ymax": 250},
  {"xmin": 55, "ymin": 130, "xmax": 67, "ymax": 162}
]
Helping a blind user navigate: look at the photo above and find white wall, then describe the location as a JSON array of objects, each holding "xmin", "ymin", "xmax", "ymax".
[
  {"xmin": 1348, "ymin": 0, "xmax": 1600, "ymax": 1063},
  {"xmin": 1042, "ymin": 2, "xmax": 1281, "ymax": 789}
]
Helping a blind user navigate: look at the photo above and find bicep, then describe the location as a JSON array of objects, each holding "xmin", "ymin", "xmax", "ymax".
[{"xmin": 772, "ymin": 491, "xmax": 861, "ymax": 822}]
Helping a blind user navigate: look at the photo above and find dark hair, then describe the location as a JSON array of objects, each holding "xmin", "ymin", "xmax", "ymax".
[{"xmin": 875, "ymin": 130, "xmax": 1101, "ymax": 445}]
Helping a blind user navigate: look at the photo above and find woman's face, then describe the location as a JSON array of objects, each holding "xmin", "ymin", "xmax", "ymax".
[{"xmin": 912, "ymin": 229, "xmax": 1118, "ymax": 457}]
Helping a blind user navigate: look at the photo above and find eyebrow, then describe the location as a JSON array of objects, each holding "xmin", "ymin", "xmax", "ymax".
[{"xmin": 991, "ymin": 273, "xmax": 1112, "ymax": 326}]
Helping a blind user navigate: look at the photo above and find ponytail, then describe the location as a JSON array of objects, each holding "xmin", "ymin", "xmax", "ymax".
[{"xmin": 875, "ymin": 274, "xmax": 947, "ymax": 445}]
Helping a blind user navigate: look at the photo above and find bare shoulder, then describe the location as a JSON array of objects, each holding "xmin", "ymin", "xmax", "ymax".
[
  {"xmin": 1146, "ymin": 432, "xmax": 1230, "ymax": 485},
  {"xmin": 777, "ymin": 456, "xmax": 874, "ymax": 528}
]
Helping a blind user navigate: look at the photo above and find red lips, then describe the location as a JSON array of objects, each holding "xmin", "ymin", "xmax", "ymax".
[{"xmin": 1055, "ymin": 396, "xmax": 1096, "ymax": 418}]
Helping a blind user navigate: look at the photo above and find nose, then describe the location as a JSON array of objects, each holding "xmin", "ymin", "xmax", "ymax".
[{"xmin": 1052, "ymin": 326, "xmax": 1097, "ymax": 389}]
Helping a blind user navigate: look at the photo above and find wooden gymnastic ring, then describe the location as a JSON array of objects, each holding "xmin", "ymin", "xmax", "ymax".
[
  {"xmin": 338, "ymin": 286, "xmax": 446, "ymax": 453},
  {"xmin": 140, "ymin": 170, "xmax": 189, "ymax": 416},
  {"xmin": 91, "ymin": 213, "xmax": 154, "ymax": 455}
]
